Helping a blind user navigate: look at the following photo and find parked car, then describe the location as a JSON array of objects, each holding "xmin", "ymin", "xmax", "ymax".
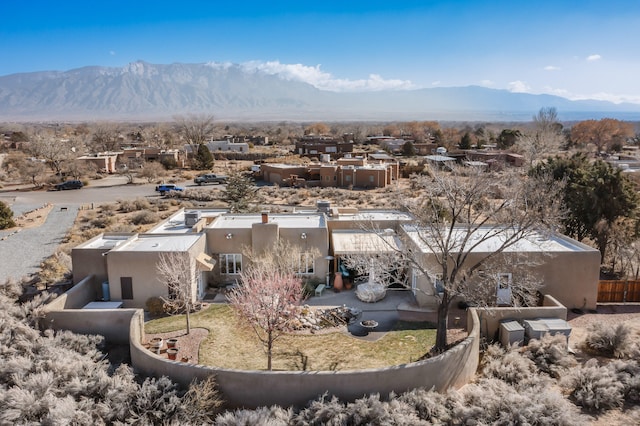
[
  {"xmin": 194, "ymin": 173, "xmax": 228, "ymax": 185},
  {"xmin": 55, "ymin": 180, "xmax": 83, "ymax": 190},
  {"xmin": 155, "ymin": 183, "xmax": 184, "ymax": 195}
]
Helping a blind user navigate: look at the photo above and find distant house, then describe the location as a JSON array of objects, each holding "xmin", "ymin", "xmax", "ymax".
[
  {"xmin": 76, "ymin": 152, "xmax": 120, "ymax": 173},
  {"xmin": 295, "ymin": 136, "xmax": 354, "ymax": 157},
  {"xmin": 261, "ymin": 155, "xmax": 399, "ymax": 189}
]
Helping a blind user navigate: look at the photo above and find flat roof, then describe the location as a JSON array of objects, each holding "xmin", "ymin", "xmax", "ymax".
[
  {"xmin": 77, "ymin": 234, "xmax": 132, "ymax": 250},
  {"xmin": 332, "ymin": 230, "xmax": 402, "ymax": 254},
  {"xmin": 111, "ymin": 234, "xmax": 202, "ymax": 252},
  {"xmin": 209, "ymin": 213, "xmax": 326, "ymax": 230},
  {"xmin": 402, "ymin": 225, "xmax": 595, "ymax": 253},
  {"xmin": 148, "ymin": 209, "xmax": 227, "ymax": 234},
  {"xmin": 330, "ymin": 210, "xmax": 414, "ymax": 222}
]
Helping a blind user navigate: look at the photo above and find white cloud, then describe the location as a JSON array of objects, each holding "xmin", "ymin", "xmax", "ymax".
[
  {"xmin": 544, "ymin": 65, "xmax": 560, "ymax": 71},
  {"xmin": 586, "ymin": 54, "xmax": 602, "ymax": 61},
  {"xmin": 431, "ymin": 81, "xmax": 441, "ymax": 86},
  {"xmin": 507, "ymin": 80, "xmax": 531, "ymax": 93},
  {"xmin": 480, "ymin": 79, "xmax": 495, "ymax": 87},
  {"xmin": 109, "ymin": 50, "xmax": 116, "ymax": 56},
  {"xmin": 238, "ymin": 60, "xmax": 414, "ymax": 92}
]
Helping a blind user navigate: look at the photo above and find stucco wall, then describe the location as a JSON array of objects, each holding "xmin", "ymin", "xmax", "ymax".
[
  {"xmin": 476, "ymin": 295, "xmax": 567, "ymax": 340},
  {"xmin": 46, "ymin": 274, "xmax": 97, "ymax": 310},
  {"xmin": 130, "ymin": 309, "xmax": 480, "ymax": 408}
]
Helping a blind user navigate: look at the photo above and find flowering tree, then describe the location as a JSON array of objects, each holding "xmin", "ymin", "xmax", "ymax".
[
  {"xmin": 156, "ymin": 252, "xmax": 198, "ymax": 334},
  {"xmin": 228, "ymin": 260, "xmax": 304, "ymax": 370}
]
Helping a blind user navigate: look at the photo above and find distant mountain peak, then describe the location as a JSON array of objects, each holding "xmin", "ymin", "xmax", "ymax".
[{"xmin": 0, "ymin": 61, "xmax": 638, "ymax": 122}]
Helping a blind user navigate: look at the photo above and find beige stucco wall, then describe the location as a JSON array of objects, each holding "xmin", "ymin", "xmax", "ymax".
[
  {"xmin": 44, "ymin": 277, "xmax": 481, "ymax": 409},
  {"xmin": 106, "ymin": 235, "xmax": 207, "ymax": 308},
  {"xmin": 130, "ymin": 308, "xmax": 480, "ymax": 408},
  {"xmin": 405, "ymin": 236, "xmax": 600, "ymax": 312},
  {"xmin": 476, "ymin": 295, "xmax": 568, "ymax": 340},
  {"xmin": 206, "ymin": 218, "xmax": 330, "ymax": 285}
]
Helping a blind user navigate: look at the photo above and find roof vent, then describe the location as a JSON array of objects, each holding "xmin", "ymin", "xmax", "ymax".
[{"xmin": 317, "ymin": 200, "xmax": 331, "ymax": 213}]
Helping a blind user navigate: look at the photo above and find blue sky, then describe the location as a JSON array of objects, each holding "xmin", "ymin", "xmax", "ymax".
[{"xmin": 2, "ymin": 1, "xmax": 639, "ymax": 104}]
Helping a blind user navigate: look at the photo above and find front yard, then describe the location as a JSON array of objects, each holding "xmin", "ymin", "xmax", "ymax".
[{"xmin": 144, "ymin": 304, "xmax": 436, "ymax": 371}]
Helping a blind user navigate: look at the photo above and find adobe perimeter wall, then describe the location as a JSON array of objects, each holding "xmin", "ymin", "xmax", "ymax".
[
  {"xmin": 130, "ymin": 309, "xmax": 480, "ymax": 408},
  {"xmin": 45, "ymin": 276, "xmax": 481, "ymax": 409}
]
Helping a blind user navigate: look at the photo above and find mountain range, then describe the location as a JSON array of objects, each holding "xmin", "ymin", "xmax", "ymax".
[{"xmin": 1, "ymin": 61, "xmax": 639, "ymax": 122}]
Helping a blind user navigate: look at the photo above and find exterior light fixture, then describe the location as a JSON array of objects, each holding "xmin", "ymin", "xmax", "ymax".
[
  {"xmin": 301, "ymin": 232, "xmax": 307, "ymax": 239},
  {"xmin": 225, "ymin": 233, "xmax": 233, "ymax": 240}
]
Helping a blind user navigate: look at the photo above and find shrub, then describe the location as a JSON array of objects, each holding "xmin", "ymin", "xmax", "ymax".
[
  {"xmin": 481, "ymin": 344, "xmax": 542, "ymax": 388},
  {"xmin": 215, "ymin": 405, "xmax": 292, "ymax": 425},
  {"xmin": 396, "ymin": 388, "xmax": 454, "ymax": 423},
  {"xmin": 455, "ymin": 378, "xmax": 583, "ymax": 425},
  {"xmin": 522, "ymin": 333, "xmax": 576, "ymax": 378},
  {"xmin": 0, "ymin": 201, "xmax": 16, "ymax": 229},
  {"xmin": 584, "ymin": 323, "xmax": 635, "ymax": 358},
  {"xmin": 146, "ymin": 297, "xmax": 165, "ymax": 316},
  {"xmin": 118, "ymin": 197, "xmax": 152, "ymax": 213},
  {"xmin": 130, "ymin": 210, "xmax": 159, "ymax": 225},
  {"xmin": 565, "ymin": 358, "xmax": 625, "ymax": 412}
]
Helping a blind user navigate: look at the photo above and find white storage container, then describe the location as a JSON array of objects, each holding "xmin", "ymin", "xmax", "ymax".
[{"xmin": 500, "ymin": 320, "xmax": 525, "ymax": 348}]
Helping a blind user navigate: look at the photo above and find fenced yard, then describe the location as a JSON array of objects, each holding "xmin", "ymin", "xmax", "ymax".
[{"xmin": 597, "ymin": 280, "xmax": 640, "ymax": 303}]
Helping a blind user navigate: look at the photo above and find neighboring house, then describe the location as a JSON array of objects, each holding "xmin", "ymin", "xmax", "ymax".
[
  {"xmin": 71, "ymin": 205, "xmax": 599, "ymax": 311},
  {"xmin": 261, "ymin": 156, "xmax": 399, "ymax": 189},
  {"xmin": 76, "ymin": 152, "xmax": 120, "ymax": 173},
  {"xmin": 295, "ymin": 136, "xmax": 354, "ymax": 157}
]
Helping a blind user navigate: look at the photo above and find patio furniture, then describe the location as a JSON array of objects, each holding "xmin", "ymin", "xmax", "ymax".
[{"xmin": 315, "ymin": 284, "xmax": 327, "ymax": 296}]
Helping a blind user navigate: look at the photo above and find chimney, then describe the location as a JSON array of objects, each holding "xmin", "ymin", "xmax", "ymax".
[{"xmin": 261, "ymin": 211, "xmax": 269, "ymax": 224}]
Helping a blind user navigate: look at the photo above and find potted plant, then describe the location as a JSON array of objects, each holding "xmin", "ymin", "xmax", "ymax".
[
  {"xmin": 166, "ymin": 338, "xmax": 179, "ymax": 348},
  {"xmin": 166, "ymin": 348, "xmax": 179, "ymax": 360}
]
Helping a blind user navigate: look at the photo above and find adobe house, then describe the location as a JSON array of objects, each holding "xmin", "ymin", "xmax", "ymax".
[
  {"xmin": 206, "ymin": 211, "xmax": 330, "ymax": 286},
  {"xmin": 400, "ymin": 225, "xmax": 600, "ymax": 311},
  {"xmin": 76, "ymin": 152, "xmax": 120, "ymax": 173}
]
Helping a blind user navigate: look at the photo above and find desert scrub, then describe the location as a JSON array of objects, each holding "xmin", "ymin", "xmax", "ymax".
[
  {"xmin": 118, "ymin": 197, "xmax": 152, "ymax": 213},
  {"xmin": 565, "ymin": 358, "xmax": 626, "ymax": 412},
  {"xmin": 481, "ymin": 344, "xmax": 542, "ymax": 388},
  {"xmin": 584, "ymin": 322, "xmax": 637, "ymax": 358},
  {"xmin": 521, "ymin": 333, "xmax": 576, "ymax": 378},
  {"xmin": 130, "ymin": 210, "xmax": 159, "ymax": 225}
]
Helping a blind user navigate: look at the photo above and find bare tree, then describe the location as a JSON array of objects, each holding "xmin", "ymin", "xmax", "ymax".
[
  {"xmin": 89, "ymin": 122, "xmax": 122, "ymax": 152},
  {"xmin": 228, "ymin": 248, "xmax": 304, "ymax": 370},
  {"xmin": 175, "ymin": 114, "xmax": 216, "ymax": 145},
  {"xmin": 138, "ymin": 161, "xmax": 167, "ymax": 183},
  {"xmin": 27, "ymin": 130, "xmax": 76, "ymax": 174},
  {"xmin": 517, "ymin": 107, "xmax": 565, "ymax": 166},
  {"xmin": 2, "ymin": 153, "xmax": 48, "ymax": 187},
  {"xmin": 365, "ymin": 165, "xmax": 564, "ymax": 353},
  {"xmin": 156, "ymin": 252, "xmax": 198, "ymax": 334}
]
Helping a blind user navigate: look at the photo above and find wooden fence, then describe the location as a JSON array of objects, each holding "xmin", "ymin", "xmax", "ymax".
[{"xmin": 598, "ymin": 280, "xmax": 640, "ymax": 303}]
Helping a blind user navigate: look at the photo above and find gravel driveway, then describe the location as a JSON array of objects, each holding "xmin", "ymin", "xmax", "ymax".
[{"xmin": 0, "ymin": 203, "xmax": 79, "ymax": 283}]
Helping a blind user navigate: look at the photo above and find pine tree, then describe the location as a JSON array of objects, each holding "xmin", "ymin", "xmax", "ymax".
[
  {"xmin": 0, "ymin": 201, "xmax": 16, "ymax": 229},
  {"xmin": 194, "ymin": 143, "xmax": 214, "ymax": 170}
]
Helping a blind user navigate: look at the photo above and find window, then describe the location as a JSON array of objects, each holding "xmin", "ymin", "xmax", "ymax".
[
  {"xmin": 326, "ymin": 146, "xmax": 337, "ymax": 153},
  {"xmin": 345, "ymin": 175, "xmax": 352, "ymax": 182},
  {"xmin": 297, "ymin": 253, "xmax": 315, "ymax": 275},
  {"xmin": 120, "ymin": 277, "xmax": 133, "ymax": 300},
  {"xmin": 496, "ymin": 273, "xmax": 513, "ymax": 305},
  {"xmin": 434, "ymin": 273, "xmax": 444, "ymax": 295},
  {"xmin": 219, "ymin": 254, "xmax": 242, "ymax": 275},
  {"xmin": 369, "ymin": 175, "xmax": 375, "ymax": 183}
]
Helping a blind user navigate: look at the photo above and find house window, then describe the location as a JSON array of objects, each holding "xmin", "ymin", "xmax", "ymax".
[
  {"xmin": 369, "ymin": 175, "xmax": 375, "ymax": 183},
  {"xmin": 297, "ymin": 253, "xmax": 315, "ymax": 275},
  {"xmin": 434, "ymin": 273, "xmax": 444, "ymax": 295},
  {"xmin": 345, "ymin": 175, "xmax": 352, "ymax": 182},
  {"xmin": 120, "ymin": 277, "xmax": 133, "ymax": 300},
  {"xmin": 326, "ymin": 146, "xmax": 337, "ymax": 153},
  {"xmin": 220, "ymin": 254, "xmax": 242, "ymax": 275}
]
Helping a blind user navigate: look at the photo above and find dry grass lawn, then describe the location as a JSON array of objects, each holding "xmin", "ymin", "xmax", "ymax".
[{"xmin": 145, "ymin": 304, "xmax": 436, "ymax": 371}]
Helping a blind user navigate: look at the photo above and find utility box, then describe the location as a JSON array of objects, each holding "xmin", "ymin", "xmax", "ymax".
[
  {"xmin": 523, "ymin": 319, "xmax": 549, "ymax": 342},
  {"xmin": 499, "ymin": 320, "xmax": 525, "ymax": 348},
  {"xmin": 538, "ymin": 318, "xmax": 572, "ymax": 343}
]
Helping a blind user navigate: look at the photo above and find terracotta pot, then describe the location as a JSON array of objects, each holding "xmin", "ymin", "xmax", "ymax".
[
  {"xmin": 167, "ymin": 348, "xmax": 179, "ymax": 360},
  {"xmin": 334, "ymin": 272, "xmax": 343, "ymax": 291},
  {"xmin": 166, "ymin": 338, "xmax": 178, "ymax": 349}
]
